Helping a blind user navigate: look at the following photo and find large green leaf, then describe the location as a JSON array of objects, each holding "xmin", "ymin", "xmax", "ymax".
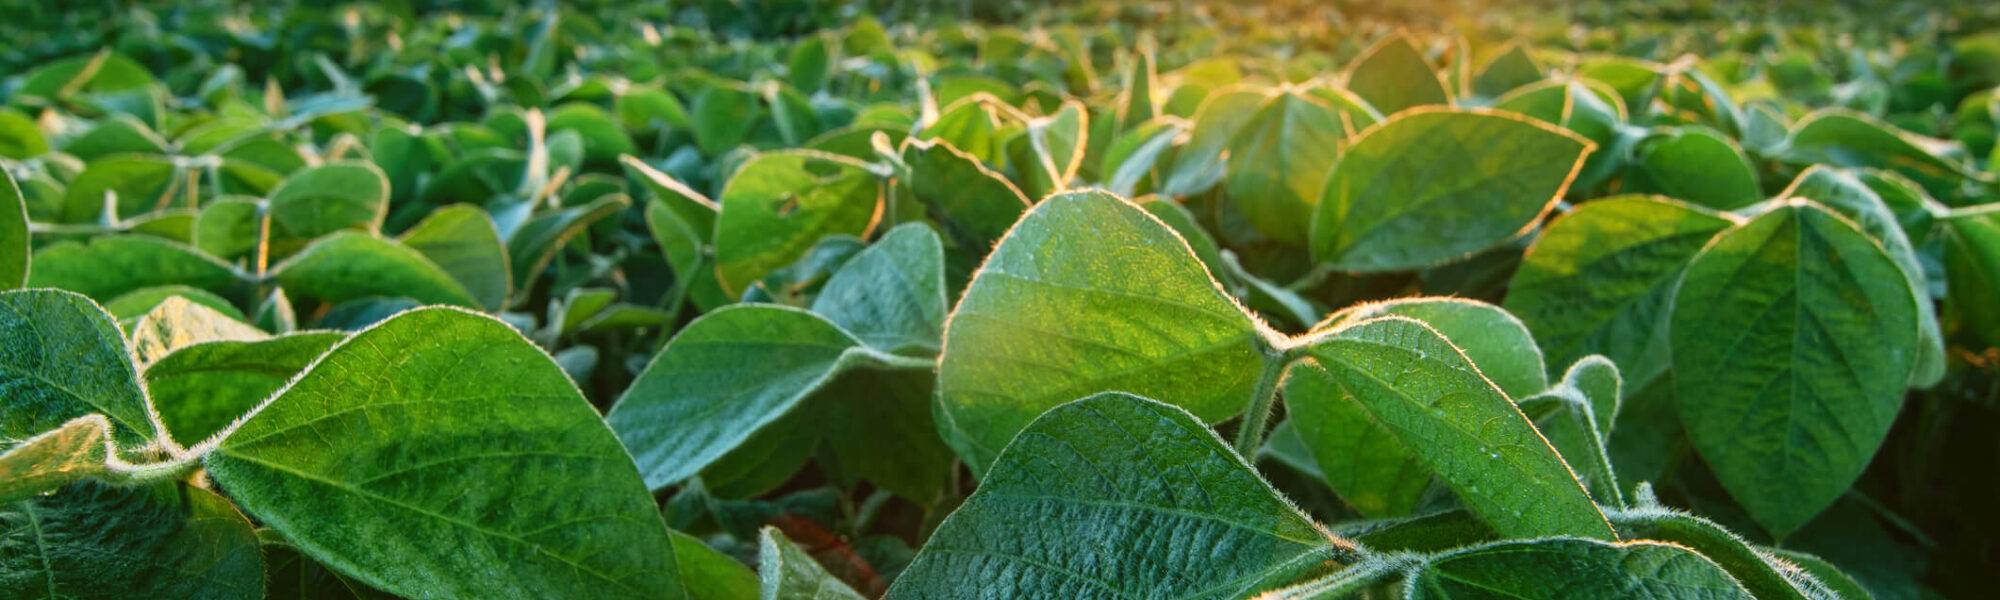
[
  {"xmin": 1, "ymin": 172, "xmax": 25, "ymax": 289},
  {"xmin": 714, "ymin": 152, "xmax": 881, "ymax": 296},
  {"xmin": 396, "ymin": 204, "xmax": 511, "ymax": 311},
  {"xmin": 1624, "ymin": 127, "xmax": 1762, "ymax": 210},
  {"xmin": 900, "ymin": 137, "xmax": 1030, "ymax": 245},
  {"xmin": 273, "ymin": 232, "xmax": 479, "ymax": 308},
  {"xmin": 1672, "ymin": 202, "xmax": 1918, "ymax": 537},
  {"xmin": 1407, "ymin": 538, "xmax": 1749, "ymax": 599},
  {"xmin": 609, "ymin": 305, "xmax": 860, "ymax": 489},
  {"xmin": 1779, "ymin": 167, "xmax": 1945, "ymax": 388},
  {"xmin": 889, "ymin": 393, "xmax": 1350, "ymax": 599},
  {"xmin": 145, "ymin": 331, "xmax": 343, "ymax": 445},
  {"xmin": 809, "ymin": 223, "xmax": 946, "ymax": 355},
  {"xmin": 759, "ymin": 527, "xmax": 867, "ymax": 600},
  {"xmin": 205, "ymin": 308, "xmax": 683, "ymax": 598},
  {"xmin": 1225, "ymin": 90, "xmax": 1344, "ymax": 246},
  {"xmin": 0, "ymin": 482, "xmax": 263, "ymax": 600},
  {"xmin": 1345, "ymin": 34, "xmax": 1452, "ymax": 115},
  {"xmin": 935, "ymin": 190, "xmax": 1271, "ymax": 472},
  {"xmin": 1505, "ymin": 195, "xmax": 1734, "ymax": 388},
  {"xmin": 0, "ymin": 289, "xmax": 153, "ymax": 449},
  {"xmin": 267, "ymin": 162, "xmax": 389, "ymax": 239},
  {"xmin": 1311, "ymin": 109, "xmax": 1591, "ymax": 272},
  {"xmin": 1302, "ymin": 317, "xmax": 1616, "ymax": 540},
  {"xmin": 28, "ymin": 235, "xmax": 239, "ymax": 301}
]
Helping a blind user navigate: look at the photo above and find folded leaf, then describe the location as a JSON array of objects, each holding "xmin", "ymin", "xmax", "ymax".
[
  {"xmin": 146, "ymin": 331, "xmax": 343, "ymax": 444},
  {"xmin": 1302, "ymin": 317, "xmax": 1616, "ymax": 540}
]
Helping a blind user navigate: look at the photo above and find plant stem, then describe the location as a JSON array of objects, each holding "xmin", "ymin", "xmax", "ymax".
[
  {"xmin": 1259, "ymin": 552, "xmax": 1420, "ymax": 599},
  {"xmin": 851, "ymin": 346, "xmax": 938, "ymax": 370},
  {"xmin": 1231, "ymin": 351, "xmax": 1289, "ymax": 458}
]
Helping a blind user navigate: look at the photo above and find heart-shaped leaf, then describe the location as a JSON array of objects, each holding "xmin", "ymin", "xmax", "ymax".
[
  {"xmin": 936, "ymin": 190, "xmax": 1271, "ymax": 472},
  {"xmin": 1671, "ymin": 201, "xmax": 1918, "ymax": 537}
]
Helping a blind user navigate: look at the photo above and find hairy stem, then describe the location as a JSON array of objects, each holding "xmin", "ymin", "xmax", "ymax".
[
  {"xmin": 1258, "ymin": 552, "xmax": 1421, "ymax": 599},
  {"xmin": 1606, "ymin": 508, "xmax": 1812, "ymax": 600},
  {"xmin": 1231, "ymin": 352, "xmax": 1289, "ymax": 458}
]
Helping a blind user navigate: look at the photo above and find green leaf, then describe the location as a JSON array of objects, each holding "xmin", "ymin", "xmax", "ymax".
[
  {"xmin": 507, "ymin": 193, "xmax": 630, "ymax": 300},
  {"xmin": 1946, "ymin": 211, "xmax": 2000, "ymax": 348},
  {"xmin": 28, "ymin": 235, "xmax": 239, "ymax": 301},
  {"xmin": 0, "ymin": 289, "xmax": 153, "ymax": 449},
  {"xmin": 714, "ymin": 152, "xmax": 881, "ymax": 297},
  {"xmin": 1008, "ymin": 100, "xmax": 1088, "ymax": 200},
  {"xmin": 1311, "ymin": 109, "xmax": 1591, "ymax": 272},
  {"xmin": 273, "ymin": 232, "xmax": 479, "ymax": 308},
  {"xmin": 692, "ymin": 81, "xmax": 761, "ymax": 156},
  {"xmin": 0, "ymin": 109, "xmax": 49, "ymax": 159},
  {"xmin": 1624, "ymin": 127, "xmax": 1762, "ymax": 210},
  {"xmin": 398, "ymin": 204, "xmax": 512, "ymax": 312},
  {"xmin": 1494, "ymin": 80, "xmax": 1627, "ymax": 190},
  {"xmin": 192, "ymin": 196, "xmax": 261, "ymax": 260},
  {"xmin": 1472, "ymin": 45, "xmax": 1543, "ymax": 98},
  {"xmin": 1779, "ymin": 167, "xmax": 1944, "ymax": 388},
  {"xmin": 1225, "ymin": 90, "xmax": 1344, "ymax": 246},
  {"xmin": 548, "ymin": 103, "xmax": 636, "ymax": 168},
  {"xmin": 921, "ymin": 95, "xmax": 1007, "ymax": 166},
  {"xmin": 608, "ymin": 305, "xmax": 860, "ymax": 490},
  {"xmin": 0, "ymin": 482, "xmax": 264, "ymax": 600},
  {"xmin": 759, "ymin": 527, "xmax": 867, "ymax": 600},
  {"xmin": 672, "ymin": 531, "xmax": 758, "ymax": 600},
  {"xmin": 1781, "ymin": 109, "xmax": 1986, "ymax": 198},
  {"xmin": 0, "ymin": 415, "xmax": 112, "ymax": 504},
  {"xmin": 1301, "ymin": 317, "xmax": 1617, "ymax": 540},
  {"xmin": 810, "ymin": 223, "xmax": 946, "ymax": 355},
  {"xmin": 128, "ymin": 296, "xmax": 269, "ymax": 366},
  {"xmin": 1162, "ymin": 88, "xmax": 1264, "ymax": 197},
  {"xmin": 1, "ymin": 172, "xmax": 25, "ymax": 289},
  {"xmin": 817, "ymin": 367, "xmax": 954, "ymax": 503},
  {"xmin": 936, "ymin": 190, "xmax": 1271, "ymax": 472},
  {"xmin": 888, "ymin": 393, "xmax": 1351, "ymax": 599},
  {"xmin": 1505, "ymin": 195, "xmax": 1734, "ymax": 388},
  {"xmin": 898, "ymin": 137, "xmax": 1030, "ymax": 245},
  {"xmin": 262, "ymin": 532, "xmax": 398, "ymax": 600},
  {"xmin": 1671, "ymin": 202, "xmax": 1918, "ymax": 537},
  {"xmin": 1345, "ymin": 35, "xmax": 1452, "ymax": 115},
  {"xmin": 205, "ymin": 307, "xmax": 683, "ymax": 599},
  {"xmin": 1407, "ymin": 538, "xmax": 1749, "ymax": 599},
  {"xmin": 146, "ymin": 331, "xmax": 343, "ymax": 445},
  {"xmin": 58, "ymin": 154, "xmax": 178, "ymax": 223},
  {"xmin": 1321, "ymin": 297, "xmax": 1548, "ymax": 398},
  {"xmin": 268, "ymin": 161, "xmax": 390, "ymax": 239},
  {"xmin": 1283, "ymin": 359, "xmax": 1432, "ymax": 518}
]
